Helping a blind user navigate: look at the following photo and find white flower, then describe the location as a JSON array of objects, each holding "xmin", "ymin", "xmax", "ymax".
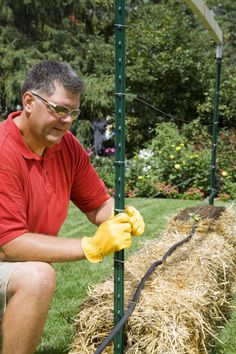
[
  {"xmin": 138, "ymin": 149, "xmax": 153, "ymax": 160},
  {"xmin": 143, "ymin": 165, "xmax": 152, "ymax": 172}
]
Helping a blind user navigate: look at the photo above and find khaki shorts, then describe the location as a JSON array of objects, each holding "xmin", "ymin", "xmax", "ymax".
[{"xmin": 0, "ymin": 261, "xmax": 22, "ymax": 352}]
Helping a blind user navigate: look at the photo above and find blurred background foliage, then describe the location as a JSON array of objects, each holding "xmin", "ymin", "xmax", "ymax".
[
  {"xmin": 0, "ymin": 0, "xmax": 235, "ymax": 198},
  {"xmin": 0, "ymin": 0, "xmax": 235, "ymax": 144}
]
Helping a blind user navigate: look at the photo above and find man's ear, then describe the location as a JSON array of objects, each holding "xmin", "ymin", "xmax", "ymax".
[{"xmin": 22, "ymin": 92, "xmax": 34, "ymax": 113}]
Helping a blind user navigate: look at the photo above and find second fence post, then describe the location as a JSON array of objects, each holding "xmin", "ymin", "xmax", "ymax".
[{"xmin": 209, "ymin": 44, "xmax": 222, "ymax": 205}]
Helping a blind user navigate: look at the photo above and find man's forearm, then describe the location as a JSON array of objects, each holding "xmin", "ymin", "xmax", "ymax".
[
  {"xmin": 86, "ymin": 197, "xmax": 114, "ymax": 225},
  {"xmin": 0, "ymin": 233, "xmax": 86, "ymax": 263}
]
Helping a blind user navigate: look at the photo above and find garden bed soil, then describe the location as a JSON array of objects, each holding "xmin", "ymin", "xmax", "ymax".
[{"xmin": 174, "ymin": 205, "xmax": 226, "ymax": 221}]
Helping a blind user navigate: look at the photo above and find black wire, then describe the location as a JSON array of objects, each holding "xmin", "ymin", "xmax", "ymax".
[
  {"xmin": 94, "ymin": 222, "xmax": 198, "ymax": 354},
  {"xmin": 126, "ymin": 93, "xmax": 217, "ymax": 127}
]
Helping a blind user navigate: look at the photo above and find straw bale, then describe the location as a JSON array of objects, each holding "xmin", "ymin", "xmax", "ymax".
[{"xmin": 69, "ymin": 205, "xmax": 236, "ymax": 354}]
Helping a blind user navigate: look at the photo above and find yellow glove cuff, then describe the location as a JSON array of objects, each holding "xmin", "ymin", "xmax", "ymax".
[{"xmin": 81, "ymin": 237, "xmax": 103, "ymax": 263}]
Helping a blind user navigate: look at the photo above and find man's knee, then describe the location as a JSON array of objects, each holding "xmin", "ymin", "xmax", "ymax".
[{"xmin": 7, "ymin": 262, "xmax": 56, "ymax": 300}]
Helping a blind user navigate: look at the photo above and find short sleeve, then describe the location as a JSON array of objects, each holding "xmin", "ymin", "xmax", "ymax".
[
  {"xmin": 0, "ymin": 168, "xmax": 28, "ymax": 246},
  {"xmin": 69, "ymin": 136, "xmax": 110, "ymax": 213}
]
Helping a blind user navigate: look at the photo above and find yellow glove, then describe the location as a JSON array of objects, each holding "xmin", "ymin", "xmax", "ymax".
[
  {"xmin": 81, "ymin": 213, "xmax": 132, "ymax": 263},
  {"xmin": 124, "ymin": 205, "xmax": 145, "ymax": 236}
]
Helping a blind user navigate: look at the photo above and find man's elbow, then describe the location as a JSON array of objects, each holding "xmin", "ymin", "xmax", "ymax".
[
  {"xmin": 0, "ymin": 246, "xmax": 8, "ymax": 261},
  {"xmin": 0, "ymin": 238, "xmax": 22, "ymax": 261}
]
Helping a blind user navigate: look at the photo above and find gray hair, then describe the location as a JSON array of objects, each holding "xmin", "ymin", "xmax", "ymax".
[{"xmin": 21, "ymin": 60, "xmax": 85, "ymax": 97}]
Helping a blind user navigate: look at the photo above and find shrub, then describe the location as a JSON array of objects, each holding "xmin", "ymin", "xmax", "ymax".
[
  {"xmin": 125, "ymin": 155, "xmax": 156, "ymax": 197},
  {"xmin": 155, "ymin": 181, "xmax": 179, "ymax": 198},
  {"xmin": 147, "ymin": 122, "xmax": 210, "ymax": 194},
  {"xmin": 88, "ymin": 122, "xmax": 236, "ymax": 201},
  {"xmin": 216, "ymin": 193, "xmax": 231, "ymax": 202},
  {"xmin": 89, "ymin": 149, "xmax": 115, "ymax": 189},
  {"xmin": 181, "ymin": 187, "xmax": 205, "ymax": 201}
]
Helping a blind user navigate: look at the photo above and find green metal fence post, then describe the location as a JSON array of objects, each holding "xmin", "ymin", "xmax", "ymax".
[
  {"xmin": 114, "ymin": 0, "xmax": 126, "ymax": 353},
  {"xmin": 209, "ymin": 44, "xmax": 222, "ymax": 205}
]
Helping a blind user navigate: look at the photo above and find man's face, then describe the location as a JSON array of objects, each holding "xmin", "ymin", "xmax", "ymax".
[{"xmin": 24, "ymin": 83, "xmax": 81, "ymax": 152}]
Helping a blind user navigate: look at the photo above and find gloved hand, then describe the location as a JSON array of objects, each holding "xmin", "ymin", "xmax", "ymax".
[
  {"xmin": 81, "ymin": 213, "xmax": 132, "ymax": 263},
  {"xmin": 124, "ymin": 205, "xmax": 145, "ymax": 236}
]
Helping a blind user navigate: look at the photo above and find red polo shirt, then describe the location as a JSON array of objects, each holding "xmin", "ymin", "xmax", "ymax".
[{"xmin": 0, "ymin": 112, "xmax": 110, "ymax": 246}]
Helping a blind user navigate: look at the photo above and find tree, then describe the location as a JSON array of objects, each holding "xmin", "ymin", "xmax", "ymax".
[
  {"xmin": 0, "ymin": 0, "xmax": 235, "ymax": 153},
  {"xmin": 207, "ymin": 0, "xmax": 236, "ymax": 66},
  {"xmin": 124, "ymin": 2, "xmax": 215, "ymax": 152},
  {"xmin": 0, "ymin": 0, "xmax": 113, "ymax": 114},
  {"xmin": 196, "ymin": 1, "xmax": 236, "ymax": 127}
]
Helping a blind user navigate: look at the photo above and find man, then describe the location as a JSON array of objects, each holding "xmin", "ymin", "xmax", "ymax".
[{"xmin": 0, "ymin": 60, "xmax": 144, "ymax": 354}]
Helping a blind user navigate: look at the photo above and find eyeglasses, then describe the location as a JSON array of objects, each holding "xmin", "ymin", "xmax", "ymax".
[{"xmin": 30, "ymin": 92, "xmax": 81, "ymax": 120}]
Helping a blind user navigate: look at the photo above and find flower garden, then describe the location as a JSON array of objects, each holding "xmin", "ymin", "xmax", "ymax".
[{"xmin": 89, "ymin": 120, "xmax": 236, "ymax": 202}]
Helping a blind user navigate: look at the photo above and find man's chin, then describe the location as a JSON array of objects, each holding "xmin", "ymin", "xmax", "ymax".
[{"xmin": 45, "ymin": 135, "xmax": 63, "ymax": 147}]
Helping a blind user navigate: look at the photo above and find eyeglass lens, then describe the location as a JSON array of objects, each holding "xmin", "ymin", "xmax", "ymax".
[{"xmin": 31, "ymin": 92, "xmax": 80, "ymax": 120}]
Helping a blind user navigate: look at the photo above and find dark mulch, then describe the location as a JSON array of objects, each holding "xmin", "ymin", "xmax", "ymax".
[{"xmin": 174, "ymin": 205, "xmax": 226, "ymax": 222}]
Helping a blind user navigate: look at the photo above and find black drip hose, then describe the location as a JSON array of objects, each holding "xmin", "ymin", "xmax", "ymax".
[{"xmin": 94, "ymin": 223, "xmax": 198, "ymax": 354}]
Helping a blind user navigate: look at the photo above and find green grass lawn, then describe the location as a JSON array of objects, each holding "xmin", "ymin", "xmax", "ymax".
[{"xmin": 35, "ymin": 198, "xmax": 235, "ymax": 354}]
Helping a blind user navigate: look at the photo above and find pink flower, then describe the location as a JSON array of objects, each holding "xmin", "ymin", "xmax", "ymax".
[{"xmin": 87, "ymin": 147, "xmax": 94, "ymax": 156}]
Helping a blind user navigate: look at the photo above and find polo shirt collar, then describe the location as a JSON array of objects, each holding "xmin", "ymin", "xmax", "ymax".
[{"xmin": 6, "ymin": 111, "xmax": 62, "ymax": 161}]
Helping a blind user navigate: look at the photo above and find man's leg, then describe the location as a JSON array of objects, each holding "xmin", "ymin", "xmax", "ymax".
[{"xmin": 2, "ymin": 261, "xmax": 56, "ymax": 354}]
